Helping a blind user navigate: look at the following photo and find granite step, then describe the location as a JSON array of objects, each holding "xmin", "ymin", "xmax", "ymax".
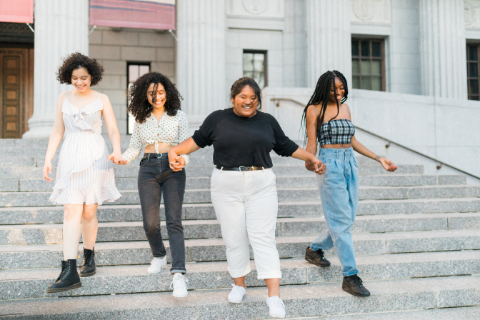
[
  {"xmin": 1, "ymin": 250, "xmax": 479, "ymax": 300},
  {"xmin": 2, "ymin": 185, "xmax": 479, "ymax": 207},
  {"xmin": 1, "ymin": 174, "xmax": 466, "ymax": 192},
  {"xmin": 292, "ymin": 307, "xmax": 480, "ymax": 320},
  {"xmin": 1, "ymin": 229, "xmax": 479, "ymax": 270},
  {"xmin": 2, "ymin": 213, "xmax": 479, "ymax": 245},
  {"xmin": 0, "ymin": 164, "xmax": 423, "ymax": 179},
  {"xmin": 2, "ymin": 198, "xmax": 480, "ymax": 225},
  {"xmin": 0, "ymin": 276, "xmax": 478, "ymax": 319}
]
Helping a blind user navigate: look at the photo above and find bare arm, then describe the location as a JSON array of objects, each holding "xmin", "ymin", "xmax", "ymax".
[
  {"xmin": 168, "ymin": 137, "xmax": 201, "ymax": 171},
  {"xmin": 305, "ymin": 105, "xmax": 320, "ymax": 172},
  {"xmin": 101, "ymin": 94, "xmax": 125, "ymax": 164},
  {"xmin": 43, "ymin": 93, "xmax": 66, "ymax": 182},
  {"xmin": 346, "ymin": 105, "xmax": 397, "ymax": 172}
]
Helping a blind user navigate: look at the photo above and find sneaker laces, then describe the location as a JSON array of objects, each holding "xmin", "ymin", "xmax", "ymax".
[
  {"xmin": 230, "ymin": 284, "xmax": 244, "ymax": 295},
  {"xmin": 350, "ymin": 274, "xmax": 364, "ymax": 287},
  {"xmin": 170, "ymin": 274, "xmax": 188, "ymax": 290},
  {"xmin": 269, "ymin": 296, "xmax": 285, "ymax": 309}
]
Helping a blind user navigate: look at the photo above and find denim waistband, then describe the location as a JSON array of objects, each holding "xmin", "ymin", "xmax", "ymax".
[{"xmin": 319, "ymin": 147, "xmax": 354, "ymax": 160}]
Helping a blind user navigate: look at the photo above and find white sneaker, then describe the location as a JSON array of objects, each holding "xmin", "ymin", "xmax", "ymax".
[
  {"xmin": 228, "ymin": 285, "xmax": 246, "ymax": 303},
  {"xmin": 147, "ymin": 256, "xmax": 167, "ymax": 274},
  {"xmin": 266, "ymin": 296, "xmax": 286, "ymax": 318},
  {"xmin": 170, "ymin": 274, "xmax": 188, "ymax": 298}
]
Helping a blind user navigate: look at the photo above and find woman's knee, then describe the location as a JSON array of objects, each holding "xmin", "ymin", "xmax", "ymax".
[
  {"xmin": 82, "ymin": 208, "xmax": 97, "ymax": 222},
  {"xmin": 64, "ymin": 205, "xmax": 82, "ymax": 221}
]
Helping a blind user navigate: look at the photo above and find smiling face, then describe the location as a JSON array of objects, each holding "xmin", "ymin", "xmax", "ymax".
[
  {"xmin": 328, "ymin": 77, "xmax": 345, "ymax": 103},
  {"xmin": 147, "ymin": 83, "xmax": 167, "ymax": 110},
  {"xmin": 71, "ymin": 67, "xmax": 91, "ymax": 93},
  {"xmin": 231, "ymin": 85, "xmax": 258, "ymax": 118}
]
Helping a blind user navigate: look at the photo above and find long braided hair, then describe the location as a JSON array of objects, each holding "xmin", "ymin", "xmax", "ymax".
[{"xmin": 300, "ymin": 70, "xmax": 349, "ymax": 145}]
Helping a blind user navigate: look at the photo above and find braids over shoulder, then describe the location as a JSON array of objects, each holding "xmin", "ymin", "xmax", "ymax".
[{"xmin": 300, "ymin": 70, "xmax": 349, "ymax": 145}]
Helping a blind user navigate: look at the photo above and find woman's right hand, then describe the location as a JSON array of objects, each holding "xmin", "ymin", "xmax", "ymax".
[
  {"xmin": 43, "ymin": 162, "xmax": 53, "ymax": 182},
  {"xmin": 311, "ymin": 158, "xmax": 326, "ymax": 175}
]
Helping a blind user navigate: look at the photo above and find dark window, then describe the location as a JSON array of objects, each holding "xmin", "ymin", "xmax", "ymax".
[
  {"xmin": 351, "ymin": 39, "xmax": 385, "ymax": 91},
  {"xmin": 243, "ymin": 50, "xmax": 267, "ymax": 89},
  {"xmin": 127, "ymin": 63, "xmax": 150, "ymax": 134},
  {"xmin": 467, "ymin": 44, "xmax": 480, "ymax": 100}
]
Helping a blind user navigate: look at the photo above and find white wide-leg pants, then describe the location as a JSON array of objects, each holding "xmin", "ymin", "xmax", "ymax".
[{"xmin": 211, "ymin": 168, "xmax": 282, "ymax": 280}]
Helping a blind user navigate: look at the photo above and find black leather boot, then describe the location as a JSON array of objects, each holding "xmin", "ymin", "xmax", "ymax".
[
  {"xmin": 342, "ymin": 274, "xmax": 370, "ymax": 297},
  {"xmin": 80, "ymin": 248, "xmax": 96, "ymax": 277},
  {"xmin": 305, "ymin": 247, "xmax": 331, "ymax": 267},
  {"xmin": 47, "ymin": 259, "xmax": 82, "ymax": 293}
]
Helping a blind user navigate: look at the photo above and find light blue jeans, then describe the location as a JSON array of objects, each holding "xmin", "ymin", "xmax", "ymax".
[{"xmin": 310, "ymin": 147, "xmax": 359, "ymax": 277}]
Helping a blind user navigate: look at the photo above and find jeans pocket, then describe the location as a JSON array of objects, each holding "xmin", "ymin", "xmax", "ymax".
[{"xmin": 139, "ymin": 158, "xmax": 149, "ymax": 167}]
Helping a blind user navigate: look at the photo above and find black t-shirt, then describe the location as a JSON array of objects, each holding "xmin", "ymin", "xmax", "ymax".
[{"xmin": 192, "ymin": 108, "xmax": 299, "ymax": 168}]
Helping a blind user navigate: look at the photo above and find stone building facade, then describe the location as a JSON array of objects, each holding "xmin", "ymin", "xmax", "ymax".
[{"xmin": 0, "ymin": 0, "xmax": 477, "ymax": 139}]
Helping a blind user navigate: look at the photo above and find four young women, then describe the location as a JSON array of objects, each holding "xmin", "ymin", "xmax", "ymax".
[{"xmin": 43, "ymin": 52, "xmax": 396, "ymax": 318}]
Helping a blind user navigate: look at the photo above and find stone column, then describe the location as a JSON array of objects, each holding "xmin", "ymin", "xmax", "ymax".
[
  {"xmin": 419, "ymin": 0, "xmax": 467, "ymax": 99},
  {"xmin": 23, "ymin": 0, "xmax": 89, "ymax": 139},
  {"xmin": 176, "ymin": 0, "xmax": 226, "ymax": 129},
  {"xmin": 305, "ymin": 0, "xmax": 352, "ymax": 87}
]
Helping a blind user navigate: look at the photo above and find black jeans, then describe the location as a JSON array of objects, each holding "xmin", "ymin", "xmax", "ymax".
[{"xmin": 138, "ymin": 153, "xmax": 186, "ymax": 274}]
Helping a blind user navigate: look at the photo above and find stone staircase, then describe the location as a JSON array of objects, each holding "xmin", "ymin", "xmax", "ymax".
[{"xmin": 0, "ymin": 138, "xmax": 479, "ymax": 319}]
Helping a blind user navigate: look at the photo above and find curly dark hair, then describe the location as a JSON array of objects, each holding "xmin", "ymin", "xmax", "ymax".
[
  {"xmin": 230, "ymin": 77, "xmax": 262, "ymax": 109},
  {"xmin": 56, "ymin": 52, "xmax": 104, "ymax": 86},
  {"xmin": 128, "ymin": 72, "xmax": 182, "ymax": 123}
]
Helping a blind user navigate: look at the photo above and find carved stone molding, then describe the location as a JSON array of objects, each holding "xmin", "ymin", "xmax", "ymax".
[
  {"xmin": 242, "ymin": 0, "xmax": 269, "ymax": 15},
  {"xmin": 226, "ymin": 0, "xmax": 284, "ymax": 18},
  {"xmin": 350, "ymin": 0, "xmax": 391, "ymax": 24},
  {"xmin": 465, "ymin": 0, "xmax": 480, "ymax": 27}
]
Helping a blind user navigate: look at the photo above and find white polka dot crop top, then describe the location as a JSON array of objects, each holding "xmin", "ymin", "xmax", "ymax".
[{"xmin": 122, "ymin": 110, "xmax": 190, "ymax": 164}]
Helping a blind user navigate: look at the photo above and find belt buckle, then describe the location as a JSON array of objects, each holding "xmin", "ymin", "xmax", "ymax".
[{"xmin": 239, "ymin": 166, "xmax": 246, "ymax": 171}]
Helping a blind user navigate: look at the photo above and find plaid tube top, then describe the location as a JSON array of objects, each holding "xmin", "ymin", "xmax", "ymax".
[{"xmin": 317, "ymin": 119, "xmax": 355, "ymax": 146}]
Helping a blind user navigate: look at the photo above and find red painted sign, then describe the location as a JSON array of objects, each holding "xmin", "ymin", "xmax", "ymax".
[
  {"xmin": 0, "ymin": 0, "xmax": 34, "ymax": 23},
  {"xmin": 90, "ymin": 0, "xmax": 175, "ymax": 30}
]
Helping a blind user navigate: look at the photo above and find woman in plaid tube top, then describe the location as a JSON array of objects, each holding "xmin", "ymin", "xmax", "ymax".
[{"xmin": 301, "ymin": 70, "xmax": 397, "ymax": 298}]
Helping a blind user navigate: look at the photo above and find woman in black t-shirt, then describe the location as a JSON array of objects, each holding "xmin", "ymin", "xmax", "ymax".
[{"xmin": 168, "ymin": 77, "xmax": 324, "ymax": 319}]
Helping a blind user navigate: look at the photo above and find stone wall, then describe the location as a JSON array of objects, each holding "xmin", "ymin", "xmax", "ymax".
[{"xmin": 88, "ymin": 27, "xmax": 176, "ymax": 134}]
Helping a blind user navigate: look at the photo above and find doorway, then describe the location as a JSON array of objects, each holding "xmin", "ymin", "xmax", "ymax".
[{"xmin": 0, "ymin": 47, "xmax": 33, "ymax": 138}]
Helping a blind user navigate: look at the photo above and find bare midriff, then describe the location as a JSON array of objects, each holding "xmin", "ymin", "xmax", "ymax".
[
  {"xmin": 144, "ymin": 142, "xmax": 175, "ymax": 154},
  {"xmin": 321, "ymin": 144, "xmax": 352, "ymax": 149}
]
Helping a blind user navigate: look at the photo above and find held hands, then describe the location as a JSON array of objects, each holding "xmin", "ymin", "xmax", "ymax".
[
  {"xmin": 168, "ymin": 150, "xmax": 185, "ymax": 172},
  {"xmin": 306, "ymin": 158, "xmax": 326, "ymax": 175},
  {"xmin": 377, "ymin": 156, "xmax": 397, "ymax": 172},
  {"xmin": 43, "ymin": 162, "xmax": 53, "ymax": 182},
  {"xmin": 107, "ymin": 152, "xmax": 128, "ymax": 165}
]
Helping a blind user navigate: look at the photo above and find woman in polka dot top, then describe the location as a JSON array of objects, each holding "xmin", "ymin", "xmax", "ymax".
[{"xmin": 120, "ymin": 72, "xmax": 189, "ymax": 298}]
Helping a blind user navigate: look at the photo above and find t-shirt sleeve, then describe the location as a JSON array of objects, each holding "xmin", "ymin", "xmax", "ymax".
[
  {"xmin": 269, "ymin": 115, "xmax": 299, "ymax": 157},
  {"xmin": 192, "ymin": 110, "xmax": 221, "ymax": 148}
]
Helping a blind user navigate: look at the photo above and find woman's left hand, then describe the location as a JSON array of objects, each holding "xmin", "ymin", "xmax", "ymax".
[
  {"xmin": 168, "ymin": 151, "xmax": 185, "ymax": 171},
  {"xmin": 107, "ymin": 152, "xmax": 128, "ymax": 165},
  {"xmin": 379, "ymin": 157, "xmax": 397, "ymax": 172}
]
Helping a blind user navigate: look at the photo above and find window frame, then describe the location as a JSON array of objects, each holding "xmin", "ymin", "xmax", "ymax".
[
  {"xmin": 351, "ymin": 38, "xmax": 386, "ymax": 92},
  {"xmin": 467, "ymin": 43, "xmax": 480, "ymax": 100},
  {"xmin": 242, "ymin": 49, "xmax": 268, "ymax": 89},
  {"xmin": 126, "ymin": 61, "xmax": 151, "ymax": 135}
]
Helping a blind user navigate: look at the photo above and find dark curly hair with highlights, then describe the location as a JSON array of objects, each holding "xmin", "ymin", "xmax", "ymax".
[
  {"xmin": 56, "ymin": 52, "xmax": 104, "ymax": 86},
  {"xmin": 128, "ymin": 72, "xmax": 182, "ymax": 123}
]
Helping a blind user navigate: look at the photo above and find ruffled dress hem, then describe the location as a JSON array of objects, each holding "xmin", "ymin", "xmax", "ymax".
[{"xmin": 49, "ymin": 186, "xmax": 121, "ymax": 206}]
